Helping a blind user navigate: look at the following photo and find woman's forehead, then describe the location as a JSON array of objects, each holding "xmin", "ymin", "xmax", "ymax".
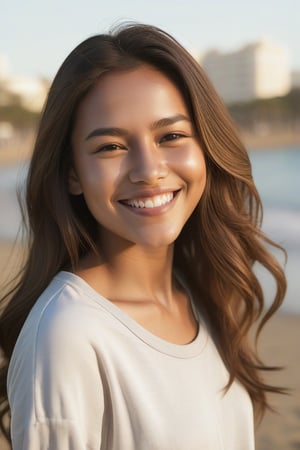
[{"xmin": 72, "ymin": 65, "xmax": 190, "ymax": 139}]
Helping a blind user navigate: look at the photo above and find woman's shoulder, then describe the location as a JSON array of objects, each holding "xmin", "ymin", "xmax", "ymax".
[
  {"xmin": 7, "ymin": 272, "xmax": 117, "ymax": 392},
  {"xmin": 10, "ymin": 271, "xmax": 114, "ymax": 363},
  {"xmin": 23, "ymin": 271, "xmax": 103, "ymax": 328}
]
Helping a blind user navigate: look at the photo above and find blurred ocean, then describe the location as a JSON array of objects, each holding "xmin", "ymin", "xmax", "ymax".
[
  {"xmin": 0, "ymin": 146, "xmax": 299, "ymax": 313},
  {"xmin": 249, "ymin": 146, "xmax": 300, "ymax": 314}
]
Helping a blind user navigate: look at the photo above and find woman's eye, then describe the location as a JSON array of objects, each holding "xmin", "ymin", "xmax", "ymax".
[
  {"xmin": 96, "ymin": 143, "xmax": 125, "ymax": 153},
  {"xmin": 160, "ymin": 133, "xmax": 185, "ymax": 143}
]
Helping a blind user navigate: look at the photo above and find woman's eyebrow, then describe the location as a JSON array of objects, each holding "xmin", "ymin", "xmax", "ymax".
[
  {"xmin": 85, "ymin": 127, "xmax": 128, "ymax": 141},
  {"xmin": 150, "ymin": 114, "xmax": 191, "ymax": 131},
  {"xmin": 85, "ymin": 114, "xmax": 191, "ymax": 141}
]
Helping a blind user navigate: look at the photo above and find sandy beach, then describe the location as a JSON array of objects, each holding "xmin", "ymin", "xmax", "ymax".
[{"xmin": 0, "ymin": 240, "xmax": 299, "ymax": 449}]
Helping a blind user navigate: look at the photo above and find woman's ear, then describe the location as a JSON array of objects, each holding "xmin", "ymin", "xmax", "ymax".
[{"xmin": 68, "ymin": 167, "xmax": 83, "ymax": 195}]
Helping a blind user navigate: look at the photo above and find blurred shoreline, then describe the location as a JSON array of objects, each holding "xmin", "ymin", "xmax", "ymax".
[
  {"xmin": 0, "ymin": 134, "xmax": 34, "ymax": 166},
  {"xmin": 241, "ymin": 129, "xmax": 300, "ymax": 151},
  {"xmin": 0, "ymin": 129, "xmax": 300, "ymax": 166}
]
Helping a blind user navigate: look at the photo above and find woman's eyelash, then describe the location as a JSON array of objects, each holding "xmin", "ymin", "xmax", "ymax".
[
  {"xmin": 160, "ymin": 133, "xmax": 186, "ymax": 142},
  {"xmin": 94, "ymin": 133, "xmax": 187, "ymax": 152},
  {"xmin": 96, "ymin": 143, "xmax": 126, "ymax": 153}
]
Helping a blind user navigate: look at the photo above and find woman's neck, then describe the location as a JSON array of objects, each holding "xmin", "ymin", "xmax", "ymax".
[{"xmin": 76, "ymin": 241, "xmax": 177, "ymax": 309}]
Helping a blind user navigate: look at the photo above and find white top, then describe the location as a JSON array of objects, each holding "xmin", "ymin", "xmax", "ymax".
[{"xmin": 8, "ymin": 271, "xmax": 255, "ymax": 450}]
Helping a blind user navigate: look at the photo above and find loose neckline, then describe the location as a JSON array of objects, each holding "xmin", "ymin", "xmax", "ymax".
[{"xmin": 56, "ymin": 271, "xmax": 208, "ymax": 359}]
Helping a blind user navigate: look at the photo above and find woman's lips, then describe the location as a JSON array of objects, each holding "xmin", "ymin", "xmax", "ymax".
[
  {"xmin": 122, "ymin": 192, "xmax": 174, "ymax": 209},
  {"xmin": 119, "ymin": 190, "xmax": 180, "ymax": 215}
]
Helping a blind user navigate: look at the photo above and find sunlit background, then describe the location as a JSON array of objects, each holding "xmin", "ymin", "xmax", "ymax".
[{"xmin": 0, "ymin": 1, "xmax": 299, "ymax": 449}]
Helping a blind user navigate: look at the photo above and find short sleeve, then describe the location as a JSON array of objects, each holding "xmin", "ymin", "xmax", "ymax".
[{"xmin": 12, "ymin": 419, "xmax": 88, "ymax": 450}]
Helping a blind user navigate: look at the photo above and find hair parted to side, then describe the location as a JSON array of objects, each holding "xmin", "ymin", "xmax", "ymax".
[{"xmin": 0, "ymin": 23, "xmax": 286, "ymax": 444}]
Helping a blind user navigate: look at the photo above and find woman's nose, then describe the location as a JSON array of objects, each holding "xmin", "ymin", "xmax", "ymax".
[{"xmin": 128, "ymin": 142, "xmax": 169, "ymax": 184}]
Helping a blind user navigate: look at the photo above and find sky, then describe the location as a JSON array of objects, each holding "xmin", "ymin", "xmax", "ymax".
[{"xmin": 1, "ymin": 0, "xmax": 299, "ymax": 79}]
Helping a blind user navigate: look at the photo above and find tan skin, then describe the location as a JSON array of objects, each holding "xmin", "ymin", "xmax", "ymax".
[{"xmin": 69, "ymin": 65, "xmax": 207, "ymax": 345}]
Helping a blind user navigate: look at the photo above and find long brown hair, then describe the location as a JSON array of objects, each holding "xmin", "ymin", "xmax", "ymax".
[{"xmin": 0, "ymin": 23, "xmax": 286, "ymax": 443}]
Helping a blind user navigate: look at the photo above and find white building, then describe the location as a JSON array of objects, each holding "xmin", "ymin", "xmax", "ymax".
[
  {"xmin": 0, "ymin": 54, "xmax": 49, "ymax": 112},
  {"xmin": 0, "ymin": 55, "xmax": 11, "ymax": 81},
  {"xmin": 1, "ymin": 76, "xmax": 49, "ymax": 112},
  {"xmin": 201, "ymin": 39, "xmax": 291, "ymax": 103}
]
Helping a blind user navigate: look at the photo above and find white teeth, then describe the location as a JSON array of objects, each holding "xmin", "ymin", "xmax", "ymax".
[
  {"xmin": 126, "ymin": 193, "xmax": 174, "ymax": 209},
  {"xmin": 144, "ymin": 199, "xmax": 154, "ymax": 208},
  {"xmin": 153, "ymin": 197, "xmax": 162, "ymax": 207}
]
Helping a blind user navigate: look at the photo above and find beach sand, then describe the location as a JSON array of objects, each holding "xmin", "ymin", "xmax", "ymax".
[
  {"xmin": 254, "ymin": 315, "xmax": 300, "ymax": 450},
  {"xmin": 0, "ymin": 240, "xmax": 299, "ymax": 449}
]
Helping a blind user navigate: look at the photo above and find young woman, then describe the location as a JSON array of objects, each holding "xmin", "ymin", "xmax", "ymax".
[{"xmin": 0, "ymin": 24, "xmax": 286, "ymax": 449}]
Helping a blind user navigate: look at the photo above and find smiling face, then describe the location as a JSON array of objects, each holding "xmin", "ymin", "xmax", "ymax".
[{"xmin": 70, "ymin": 65, "xmax": 206, "ymax": 251}]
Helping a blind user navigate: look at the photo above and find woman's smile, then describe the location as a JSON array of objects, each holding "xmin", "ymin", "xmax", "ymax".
[{"xmin": 119, "ymin": 189, "xmax": 181, "ymax": 216}]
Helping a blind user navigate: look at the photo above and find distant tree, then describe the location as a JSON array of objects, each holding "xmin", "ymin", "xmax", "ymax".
[
  {"xmin": 227, "ymin": 89, "xmax": 300, "ymax": 131},
  {"xmin": 0, "ymin": 104, "xmax": 40, "ymax": 128}
]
